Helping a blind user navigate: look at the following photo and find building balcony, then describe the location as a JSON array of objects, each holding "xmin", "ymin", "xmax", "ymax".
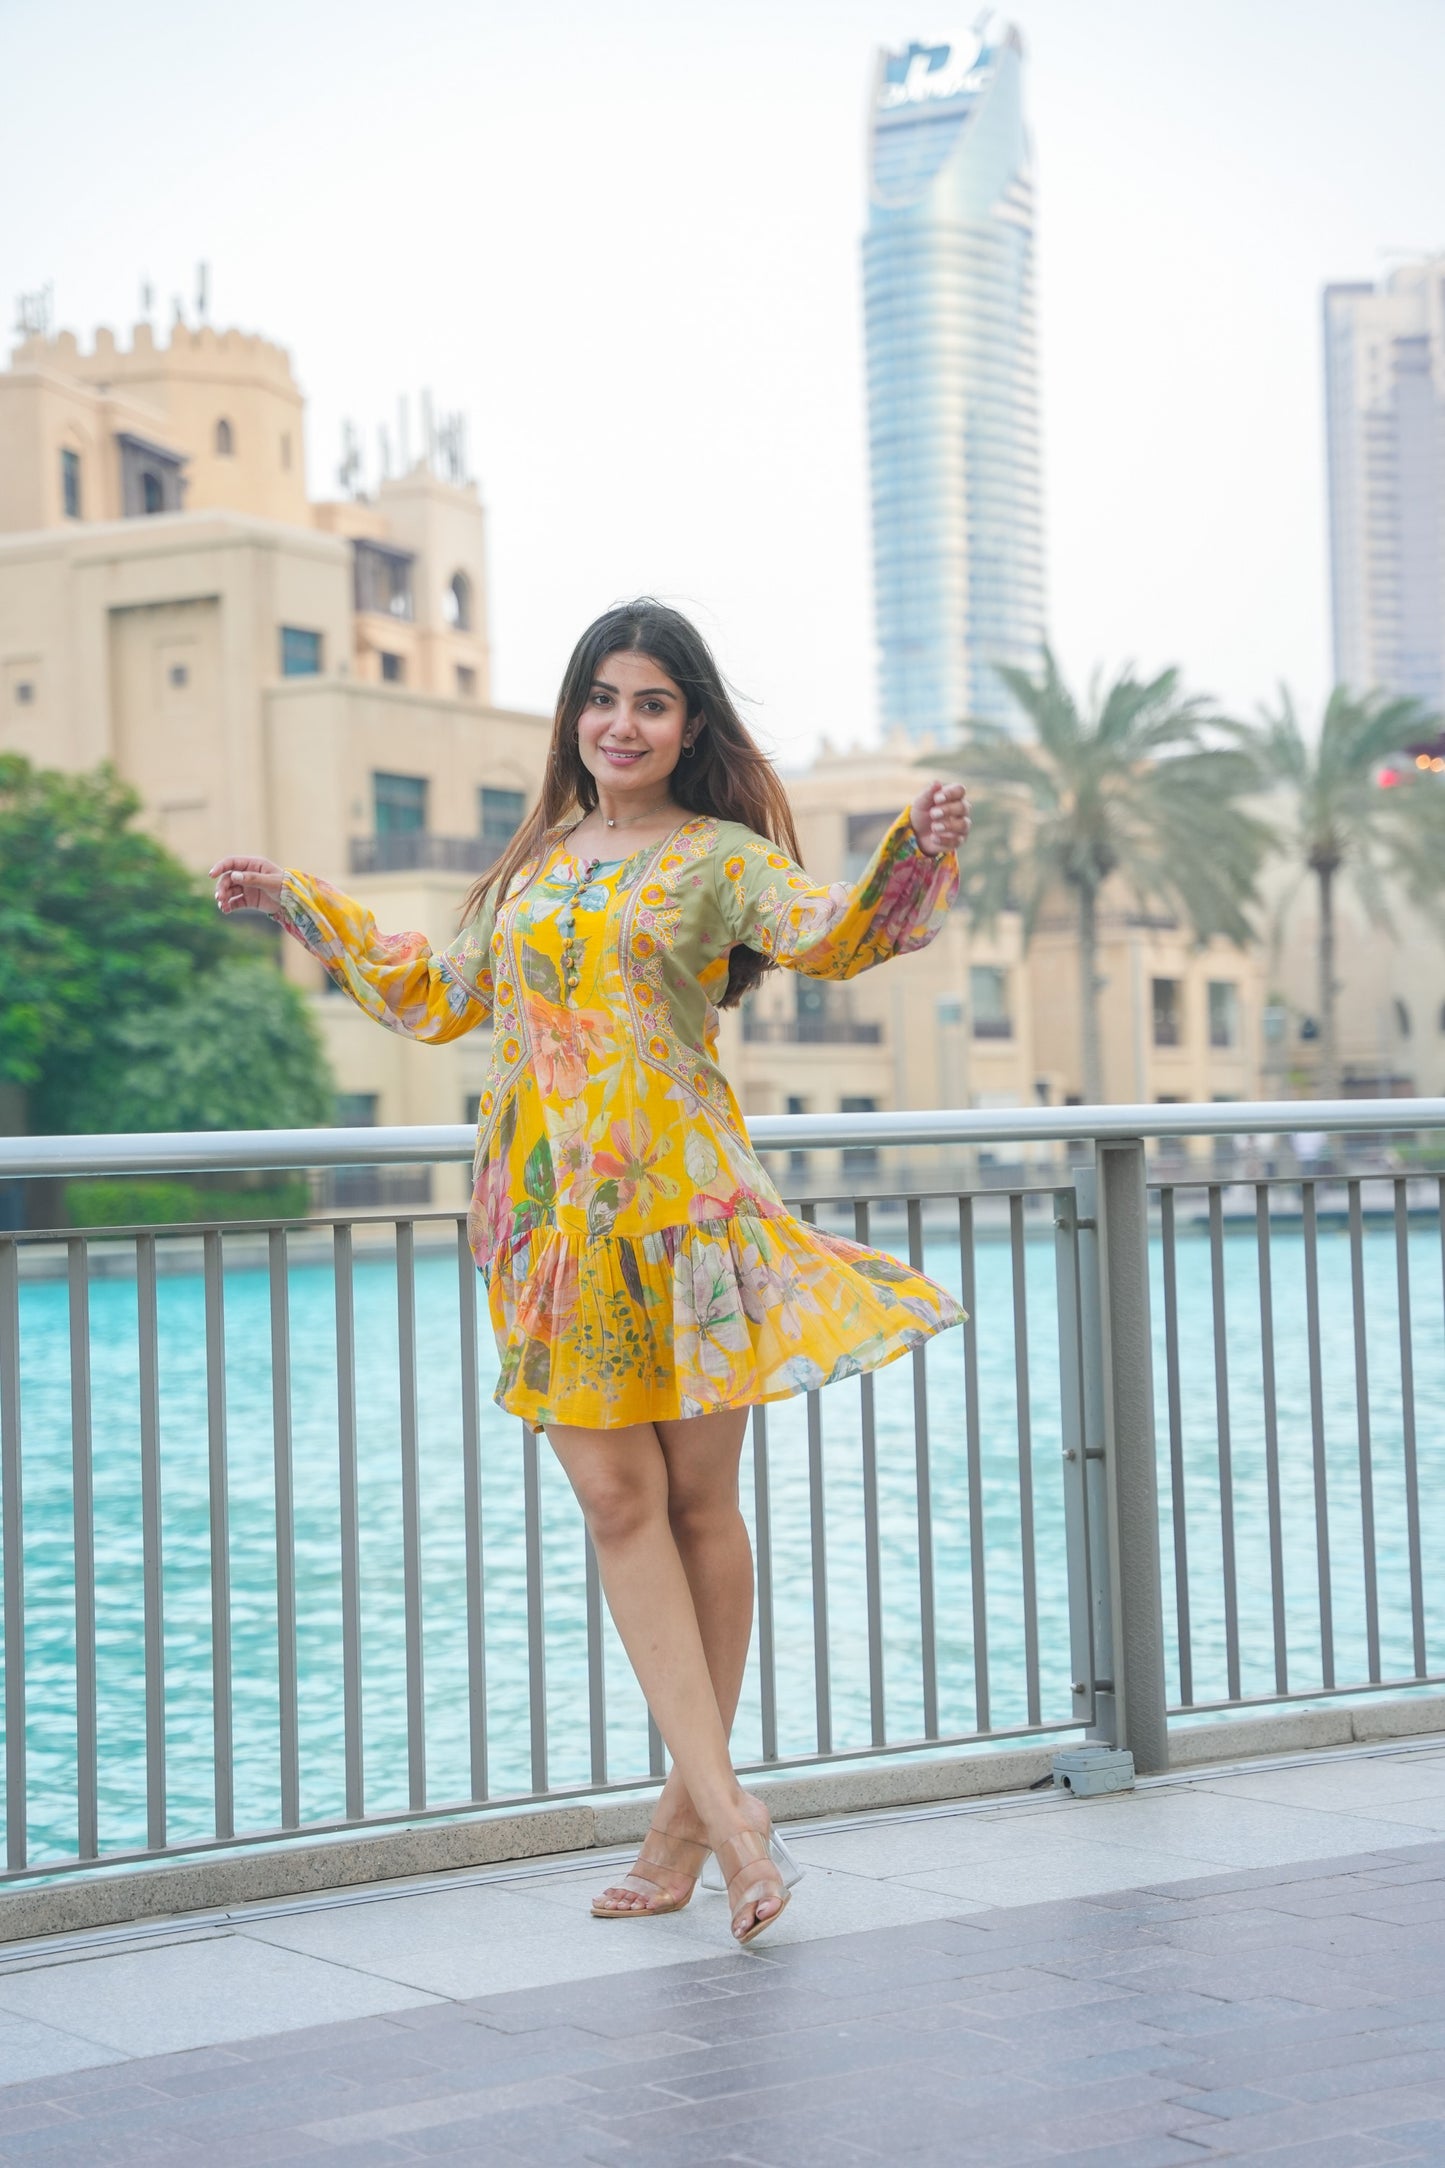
[
  {"xmin": 349, "ymin": 832, "xmax": 495, "ymax": 875},
  {"xmin": 742, "ymin": 1015, "xmax": 884, "ymax": 1046},
  {"xmin": 972, "ymin": 1017, "xmax": 1014, "ymax": 1040}
]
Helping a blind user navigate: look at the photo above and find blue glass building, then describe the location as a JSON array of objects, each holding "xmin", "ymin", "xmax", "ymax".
[{"xmin": 863, "ymin": 27, "xmax": 1044, "ymax": 740}]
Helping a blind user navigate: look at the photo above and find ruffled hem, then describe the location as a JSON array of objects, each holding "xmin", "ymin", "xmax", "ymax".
[{"xmin": 482, "ymin": 1207, "xmax": 965, "ymax": 1430}]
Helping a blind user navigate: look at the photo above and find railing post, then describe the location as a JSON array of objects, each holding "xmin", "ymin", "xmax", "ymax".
[
  {"xmin": 1094, "ymin": 1138, "xmax": 1169, "ymax": 1773},
  {"xmin": 1055, "ymin": 1173, "xmax": 1110, "ymax": 1741}
]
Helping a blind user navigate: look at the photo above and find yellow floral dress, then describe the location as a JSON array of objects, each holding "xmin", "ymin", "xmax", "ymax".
[{"xmin": 277, "ymin": 809, "xmax": 964, "ymax": 1430}]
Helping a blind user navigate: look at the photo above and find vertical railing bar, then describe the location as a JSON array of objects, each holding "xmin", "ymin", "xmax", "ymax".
[
  {"xmin": 268, "ymin": 1226, "xmax": 299, "ymax": 1830},
  {"xmin": 395, "ymin": 1221, "xmax": 426, "ymax": 1811},
  {"xmin": 455, "ymin": 1220, "xmax": 487, "ymax": 1803},
  {"xmin": 906, "ymin": 1198, "xmax": 938, "ymax": 1740},
  {"xmin": 751, "ymin": 1406, "xmax": 777, "ymax": 1763},
  {"xmin": 1394, "ymin": 1181, "xmax": 1426, "ymax": 1677},
  {"xmin": 334, "ymin": 1223, "xmax": 364, "ymax": 1819},
  {"xmin": 521, "ymin": 1421, "xmax": 548, "ymax": 1793},
  {"xmin": 136, "ymin": 1233, "xmax": 166, "ymax": 1851},
  {"xmin": 854, "ymin": 1200, "xmax": 886, "ymax": 1748},
  {"xmin": 959, "ymin": 1196, "xmax": 989, "ymax": 1733},
  {"xmin": 1347, "ymin": 1180, "xmax": 1381, "ymax": 1683},
  {"xmin": 1160, "ymin": 1188, "xmax": 1193, "ymax": 1707},
  {"xmin": 1302, "ymin": 1182, "xmax": 1335, "ymax": 1690},
  {"xmin": 800, "ymin": 1200, "xmax": 831, "ymax": 1756},
  {"xmin": 1208, "ymin": 1186, "xmax": 1241, "ymax": 1704},
  {"xmin": 1255, "ymin": 1184, "xmax": 1289, "ymax": 1696},
  {"xmin": 647, "ymin": 1711, "xmax": 666, "ymax": 1782},
  {"xmin": 67, "ymin": 1238, "xmax": 98, "ymax": 1860},
  {"xmin": 584, "ymin": 1531, "xmax": 608, "ymax": 1787},
  {"xmin": 202, "ymin": 1230, "xmax": 233, "ymax": 1841},
  {"xmin": 1009, "ymin": 1193, "xmax": 1041, "ymax": 1728},
  {"xmin": 0, "ymin": 1241, "xmax": 26, "ymax": 1870}
]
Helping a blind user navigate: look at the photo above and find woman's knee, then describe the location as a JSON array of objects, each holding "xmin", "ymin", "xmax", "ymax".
[
  {"xmin": 578, "ymin": 1464, "xmax": 667, "ymax": 1550},
  {"xmin": 668, "ymin": 1486, "xmax": 744, "ymax": 1554}
]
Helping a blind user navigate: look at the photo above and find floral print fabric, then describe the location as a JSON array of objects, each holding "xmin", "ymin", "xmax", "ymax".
[{"xmin": 278, "ymin": 810, "xmax": 964, "ymax": 1429}]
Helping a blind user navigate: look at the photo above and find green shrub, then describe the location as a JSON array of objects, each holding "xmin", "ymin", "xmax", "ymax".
[{"xmin": 66, "ymin": 1176, "xmax": 313, "ymax": 1228}]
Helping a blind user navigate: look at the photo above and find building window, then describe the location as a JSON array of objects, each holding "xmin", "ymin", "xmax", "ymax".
[
  {"xmin": 353, "ymin": 539, "xmax": 415, "ymax": 620},
  {"xmin": 845, "ymin": 810, "xmax": 893, "ymax": 880},
  {"xmin": 60, "ymin": 447, "xmax": 81, "ymax": 519},
  {"xmin": 785, "ymin": 1092, "xmax": 809, "ymax": 1175},
  {"xmin": 456, "ymin": 663, "xmax": 477, "ymax": 698},
  {"xmin": 280, "ymin": 433, "xmax": 292, "ymax": 470},
  {"xmin": 1152, "ymin": 978, "xmax": 1183, "ymax": 1048},
  {"xmin": 464, "ymin": 1093, "xmax": 483, "ymax": 1127},
  {"xmin": 141, "ymin": 471, "xmax": 164, "ymax": 515},
  {"xmin": 1395, "ymin": 997, "xmax": 1412, "ymax": 1038},
  {"xmin": 280, "ymin": 627, "xmax": 323, "ymax": 677},
  {"xmin": 374, "ymin": 772, "xmax": 428, "ymax": 835},
  {"xmin": 379, "ymin": 651, "xmax": 405, "ymax": 684},
  {"xmin": 168, "ymin": 663, "xmax": 189, "ymax": 689},
  {"xmin": 1208, "ymin": 980, "xmax": 1240, "ymax": 1050},
  {"xmin": 214, "ymin": 418, "xmax": 234, "ymax": 455},
  {"xmin": 936, "ymin": 993, "xmax": 964, "ymax": 1028},
  {"xmin": 13, "ymin": 680, "xmax": 34, "ymax": 706},
  {"xmin": 334, "ymin": 1092, "xmax": 379, "ymax": 1127},
  {"xmin": 445, "ymin": 571, "xmax": 473, "ymax": 631},
  {"xmin": 480, "ymin": 786, "xmax": 525, "ymax": 858},
  {"xmin": 119, "ymin": 432, "xmax": 185, "ymax": 517},
  {"xmin": 841, "ymin": 1093, "xmax": 878, "ymax": 1175},
  {"xmin": 970, "ymin": 964, "xmax": 1011, "ymax": 1039}
]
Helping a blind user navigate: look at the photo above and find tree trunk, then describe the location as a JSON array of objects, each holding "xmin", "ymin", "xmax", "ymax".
[
  {"xmin": 1317, "ymin": 862, "xmax": 1338, "ymax": 1101},
  {"xmin": 1078, "ymin": 882, "xmax": 1105, "ymax": 1105}
]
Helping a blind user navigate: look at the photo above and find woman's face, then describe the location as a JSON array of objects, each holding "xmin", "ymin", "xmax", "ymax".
[{"xmin": 576, "ymin": 649, "xmax": 691, "ymax": 797}]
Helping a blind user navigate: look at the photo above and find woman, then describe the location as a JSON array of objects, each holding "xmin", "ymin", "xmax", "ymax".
[{"xmin": 212, "ymin": 600, "xmax": 969, "ymax": 1947}]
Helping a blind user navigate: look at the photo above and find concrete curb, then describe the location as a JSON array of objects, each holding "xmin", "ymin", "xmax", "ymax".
[{"xmin": 4, "ymin": 1695, "xmax": 1443, "ymax": 1946}]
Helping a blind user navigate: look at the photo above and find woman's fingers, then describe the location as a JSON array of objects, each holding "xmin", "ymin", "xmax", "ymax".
[
  {"xmin": 910, "ymin": 780, "xmax": 971, "ymax": 855},
  {"xmin": 209, "ymin": 856, "xmax": 284, "ymax": 912}
]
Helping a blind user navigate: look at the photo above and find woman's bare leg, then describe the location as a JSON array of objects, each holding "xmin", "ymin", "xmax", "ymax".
[{"xmin": 546, "ymin": 1413, "xmax": 782, "ymax": 1937}]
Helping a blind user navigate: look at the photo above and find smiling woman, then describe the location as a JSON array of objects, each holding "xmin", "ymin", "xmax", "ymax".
[{"xmin": 209, "ymin": 597, "xmax": 970, "ymax": 1951}]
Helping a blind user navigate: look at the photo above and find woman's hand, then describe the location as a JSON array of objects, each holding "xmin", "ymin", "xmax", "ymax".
[
  {"xmin": 210, "ymin": 855, "xmax": 286, "ymax": 914},
  {"xmin": 908, "ymin": 780, "xmax": 971, "ymax": 857}
]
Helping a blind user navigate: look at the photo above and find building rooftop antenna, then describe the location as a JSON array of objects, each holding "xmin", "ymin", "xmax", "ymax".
[
  {"xmin": 13, "ymin": 283, "xmax": 53, "ymax": 339},
  {"xmin": 195, "ymin": 262, "xmax": 210, "ymax": 323}
]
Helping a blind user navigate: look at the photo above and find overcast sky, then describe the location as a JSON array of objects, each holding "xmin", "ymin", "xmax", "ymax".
[{"xmin": 3, "ymin": 0, "xmax": 1443, "ymax": 764}]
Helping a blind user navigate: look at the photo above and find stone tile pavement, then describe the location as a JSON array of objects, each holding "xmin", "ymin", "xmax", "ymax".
[{"xmin": 5, "ymin": 1738, "xmax": 1445, "ymax": 2160}]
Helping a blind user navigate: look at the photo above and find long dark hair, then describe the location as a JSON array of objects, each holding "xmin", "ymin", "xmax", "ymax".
[{"xmin": 463, "ymin": 599, "xmax": 802, "ymax": 1008}]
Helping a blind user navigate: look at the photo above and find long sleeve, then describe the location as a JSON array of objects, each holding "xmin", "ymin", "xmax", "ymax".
[
  {"xmin": 713, "ymin": 809, "xmax": 957, "ymax": 981},
  {"xmin": 276, "ymin": 870, "xmax": 494, "ymax": 1043}
]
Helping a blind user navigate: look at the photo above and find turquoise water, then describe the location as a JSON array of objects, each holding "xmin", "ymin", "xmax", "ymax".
[{"xmin": 5, "ymin": 1210, "xmax": 1445, "ymax": 1866}]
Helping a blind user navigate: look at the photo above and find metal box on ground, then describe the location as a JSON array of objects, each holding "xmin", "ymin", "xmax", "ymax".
[{"xmin": 1052, "ymin": 1745, "xmax": 1136, "ymax": 1796}]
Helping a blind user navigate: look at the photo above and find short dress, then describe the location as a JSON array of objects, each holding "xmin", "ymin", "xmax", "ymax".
[{"xmin": 277, "ymin": 807, "xmax": 965, "ymax": 1430}]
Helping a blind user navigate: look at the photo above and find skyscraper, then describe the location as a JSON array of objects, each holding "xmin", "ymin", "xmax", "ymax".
[
  {"xmin": 863, "ymin": 25, "xmax": 1043, "ymax": 743},
  {"xmin": 1324, "ymin": 257, "xmax": 1445, "ymax": 710}
]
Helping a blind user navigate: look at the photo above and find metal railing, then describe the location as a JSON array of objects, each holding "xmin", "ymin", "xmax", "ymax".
[
  {"xmin": 348, "ymin": 834, "xmax": 497, "ymax": 876},
  {"xmin": 2, "ymin": 1098, "xmax": 1445, "ymax": 1883}
]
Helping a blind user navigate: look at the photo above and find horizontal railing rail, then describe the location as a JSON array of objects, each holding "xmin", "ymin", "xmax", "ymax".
[
  {"xmin": 3, "ymin": 1102, "xmax": 1445, "ymax": 1888},
  {"xmin": 3, "ymin": 1097, "xmax": 1445, "ymax": 1179}
]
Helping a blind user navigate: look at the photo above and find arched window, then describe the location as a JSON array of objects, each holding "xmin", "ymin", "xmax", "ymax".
[
  {"xmin": 444, "ymin": 571, "xmax": 472, "ymax": 632},
  {"xmin": 142, "ymin": 471, "xmax": 164, "ymax": 515},
  {"xmin": 214, "ymin": 418, "xmax": 234, "ymax": 455}
]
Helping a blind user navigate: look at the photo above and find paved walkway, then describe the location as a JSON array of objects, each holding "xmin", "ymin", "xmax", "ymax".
[{"xmin": 5, "ymin": 1738, "xmax": 1445, "ymax": 2160}]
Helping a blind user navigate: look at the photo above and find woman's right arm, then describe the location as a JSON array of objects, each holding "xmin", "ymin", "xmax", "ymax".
[{"xmin": 211, "ymin": 856, "xmax": 493, "ymax": 1044}]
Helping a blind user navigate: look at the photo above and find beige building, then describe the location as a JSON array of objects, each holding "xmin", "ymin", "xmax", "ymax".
[
  {"xmin": 0, "ymin": 314, "xmax": 551, "ymax": 1194},
  {"xmin": 727, "ymin": 741, "xmax": 1267, "ymax": 1183}
]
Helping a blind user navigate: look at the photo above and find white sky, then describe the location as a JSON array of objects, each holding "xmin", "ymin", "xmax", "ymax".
[{"xmin": 3, "ymin": 0, "xmax": 1443, "ymax": 765}]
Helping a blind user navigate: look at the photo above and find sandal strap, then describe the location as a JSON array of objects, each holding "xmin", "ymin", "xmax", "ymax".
[{"xmin": 716, "ymin": 1828, "xmax": 784, "ymax": 1907}]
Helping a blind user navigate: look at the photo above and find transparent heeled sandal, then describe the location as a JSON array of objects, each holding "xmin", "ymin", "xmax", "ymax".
[{"xmin": 700, "ymin": 1825, "xmax": 805, "ymax": 1894}]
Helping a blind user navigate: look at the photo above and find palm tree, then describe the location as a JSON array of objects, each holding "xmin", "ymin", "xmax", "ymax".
[
  {"xmin": 1227, "ymin": 686, "xmax": 1443, "ymax": 1100},
  {"xmin": 934, "ymin": 650, "xmax": 1270, "ymax": 1105}
]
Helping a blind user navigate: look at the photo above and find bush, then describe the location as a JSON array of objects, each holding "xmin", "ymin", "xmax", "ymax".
[{"xmin": 66, "ymin": 1176, "xmax": 313, "ymax": 1228}]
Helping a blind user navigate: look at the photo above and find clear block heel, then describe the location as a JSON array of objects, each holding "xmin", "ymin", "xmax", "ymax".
[{"xmin": 701, "ymin": 1826, "xmax": 804, "ymax": 1894}]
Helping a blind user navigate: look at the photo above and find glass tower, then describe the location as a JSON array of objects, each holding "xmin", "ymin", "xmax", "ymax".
[
  {"xmin": 863, "ymin": 26, "xmax": 1043, "ymax": 741},
  {"xmin": 1324, "ymin": 257, "xmax": 1445, "ymax": 711}
]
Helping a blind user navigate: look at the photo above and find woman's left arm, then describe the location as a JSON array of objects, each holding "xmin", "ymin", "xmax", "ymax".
[{"xmin": 716, "ymin": 781, "xmax": 970, "ymax": 982}]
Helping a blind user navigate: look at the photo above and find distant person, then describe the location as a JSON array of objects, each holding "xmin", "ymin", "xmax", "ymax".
[{"xmin": 212, "ymin": 599, "xmax": 969, "ymax": 1947}]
